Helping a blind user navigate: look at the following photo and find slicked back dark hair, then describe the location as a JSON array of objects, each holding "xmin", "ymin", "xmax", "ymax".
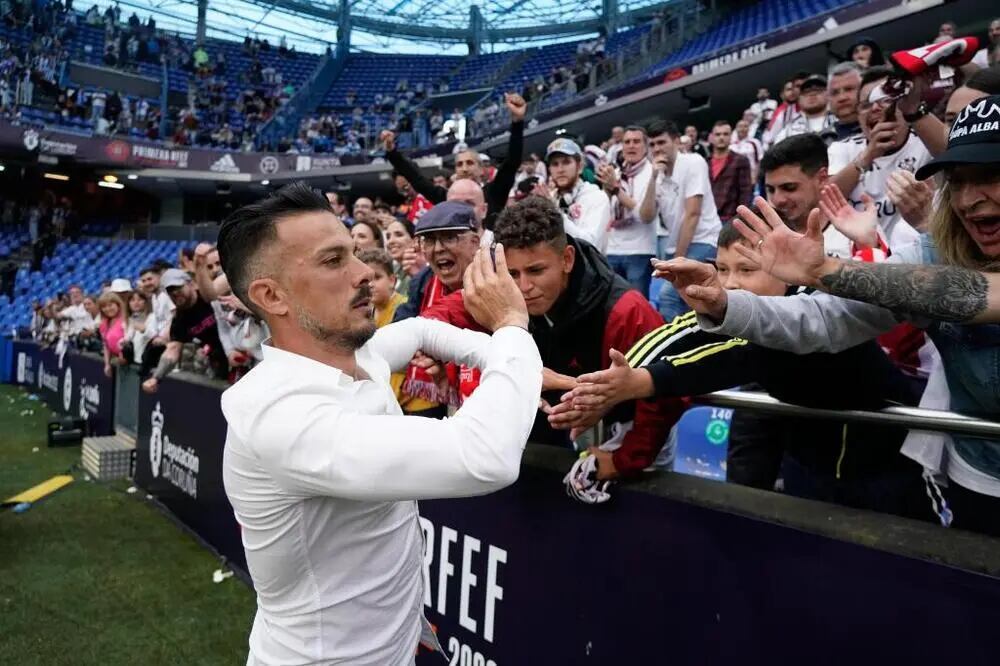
[
  {"xmin": 217, "ymin": 181, "xmax": 333, "ymax": 318},
  {"xmin": 493, "ymin": 195, "xmax": 567, "ymax": 251},
  {"xmin": 760, "ymin": 133, "xmax": 829, "ymax": 176}
]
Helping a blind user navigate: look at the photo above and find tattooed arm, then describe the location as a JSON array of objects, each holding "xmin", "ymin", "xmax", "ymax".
[
  {"xmin": 726, "ymin": 196, "xmax": 1000, "ymax": 324},
  {"xmin": 814, "ymin": 259, "xmax": 999, "ymax": 323}
]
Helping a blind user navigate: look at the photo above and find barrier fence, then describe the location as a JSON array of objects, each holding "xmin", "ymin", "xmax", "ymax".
[{"xmin": 5, "ymin": 339, "xmax": 1000, "ymax": 665}]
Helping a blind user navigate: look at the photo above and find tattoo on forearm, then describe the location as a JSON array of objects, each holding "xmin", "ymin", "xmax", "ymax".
[{"xmin": 819, "ymin": 262, "xmax": 988, "ymax": 322}]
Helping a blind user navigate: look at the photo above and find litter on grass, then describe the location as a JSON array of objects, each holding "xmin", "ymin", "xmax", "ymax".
[{"xmin": 213, "ymin": 569, "xmax": 234, "ymax": 584}]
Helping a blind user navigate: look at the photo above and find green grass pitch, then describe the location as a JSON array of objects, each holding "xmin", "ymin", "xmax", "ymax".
[{"xmin": 0, "ymin": 384, "xmax": 255, "ymax": 665}]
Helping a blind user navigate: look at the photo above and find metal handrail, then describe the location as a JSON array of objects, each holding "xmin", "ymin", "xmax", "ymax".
[{"xmin": 695, "ymin": 390, "xmax": 1000, "ymax": 439}]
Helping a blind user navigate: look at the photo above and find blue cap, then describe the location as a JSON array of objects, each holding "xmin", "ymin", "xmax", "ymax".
[
  {"xmin": 414, "ymin": 201, "xmax": 478, "ymax": 236},
  {"xmin": 545, "ymin": 138, "xmax": 583, "ymax": 162}
]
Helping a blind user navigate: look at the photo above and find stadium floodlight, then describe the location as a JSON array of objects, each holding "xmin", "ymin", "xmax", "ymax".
[
  {"xmin": 0, "ymin": 164, "xmax": 5, "ymax": 172},
  {"xmin": 261, "ymin": 179, "xmax": 270, "ymax": 185},
  {"xmin": 127, "ymin": 174, "xmax": 139, "ymax": 180},
  {"xmin": 98, "ymin": 181, "xmax": 125, "ymax": 190},
  {"xmin": 43, "ymin": 172, "xmax": 69, "ymax": 181},
  {"xmin": 103, "ymin": 175, "xmax": 119, "ymax": 183}
]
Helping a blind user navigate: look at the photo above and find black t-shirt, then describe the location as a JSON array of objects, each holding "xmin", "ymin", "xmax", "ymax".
[{"xmin": 170, "ymin": 295, "xmax": 227, "ymax": 377}]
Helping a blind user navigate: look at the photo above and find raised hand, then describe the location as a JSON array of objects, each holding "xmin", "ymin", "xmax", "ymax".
[
  {"xmin": 504, "ymin": 92, "xmax": 527, "ymax": 121},
  {"xmin": 730, "ymin": 196, "xmax": 829, "ymax": 288},
  {"xmin": 401, "ymin": 245, "xmax": 426, "ymax": 277},
  {"xmin": 569, "ymin": 348, "xmax": 651, "ymax": 414},
  {"xmin": 818, "ymin": 183, "xmax": 878, "ymax": 248},
  {"xmin": 462, "ymin": 244, "xmax": 529, "ymax": 332},
  {"xmin": 597, "ymin": 163, "xmax": 618, "ymax": 193},
  {"xmin": 531, "ymin": 180, "xmax": 555, "ymax": 201},
  {"xmin": 886, "ymin": 170, "xmax": 933, "ymax": 231},
  {"xmin": 379, "ymin": 129, "xmax": 396, "ymax": 152},
  {"xmin": 651, "ymin": 257, "xmax": 728, "ymax": 321}
]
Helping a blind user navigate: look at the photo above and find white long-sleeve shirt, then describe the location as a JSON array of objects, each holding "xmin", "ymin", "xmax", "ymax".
[
  {"xmin": 152, "ymin": 290, "xmax": 175, "ymax": 338},
  {"xmin": 221, "ymin": 319, "xmax": 542, "ymax": 666},
  {"xmin": 558, "ymin": 180, "xmax": 610, "ymax": 253}
]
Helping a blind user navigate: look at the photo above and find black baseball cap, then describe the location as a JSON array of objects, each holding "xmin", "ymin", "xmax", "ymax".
[
  {"xmin": 916, "ymin": 94, "xmax": 1000, "ymax": 180},
  {"xmin": 414, "ymin": 200, "xmax": 478, "ymax": 235},
  {"xmin": 799, "ymin": 74, "xmax": 827, "ymax": 92}
]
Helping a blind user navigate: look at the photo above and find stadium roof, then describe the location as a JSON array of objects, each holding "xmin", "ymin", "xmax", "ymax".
[{"xmin": 92, "ymin": 0, "xmax": 675, "ymax": 53}]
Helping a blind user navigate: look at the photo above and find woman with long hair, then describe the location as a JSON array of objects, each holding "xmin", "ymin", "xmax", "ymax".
[
  {"xmin": 97, "ymin": 291, "xmax": 127, "ymax": 377},
  {"xmin": 350, "ymin": 219, "xmax": 384, "ymax": 252},
  {"xmin": 384, "ymin": 217, "xmax": 422, "ymax": 296},
  {"xmin": 122, "ymin": 289, "xmax": 157, "ymax": 368}
]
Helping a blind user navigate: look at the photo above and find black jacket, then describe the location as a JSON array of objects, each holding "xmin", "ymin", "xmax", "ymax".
[
  {"xmin": 528, "ymin": 239, "xmax": 674, "ymax": 474},
  {"xmin": 386, "ymin": 120, "xmax": 524, "ymax": 230},
  {"xmin": 627, "ymin": 295, "xmax": 923, "ymax": 480}
]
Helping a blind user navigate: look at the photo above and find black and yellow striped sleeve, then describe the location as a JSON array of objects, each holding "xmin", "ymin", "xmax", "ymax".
[{"xmin": 625, "ymin": 312, "xmax": 759, "ymax": 398}]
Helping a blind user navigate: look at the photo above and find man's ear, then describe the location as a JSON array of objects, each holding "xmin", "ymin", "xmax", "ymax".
[
  {"xmin": 247, "ymin": 277, "xmax": 288, "ymax": 317},
  {"xmin": 562, "ymin": 243, "xmax": 575, "ymax": 274},
  {"xmin": 816, "ymin": 166, "xmax": 829, "ymax": 186}
]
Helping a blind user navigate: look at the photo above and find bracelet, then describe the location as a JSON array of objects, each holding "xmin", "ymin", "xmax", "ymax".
[
  {"xmin": 853, "ymin": 159, "xmax": 868, "ymax": 176},
  {"xmin": 903, "ymin": 101, "xmax": 929, "ymax": 124}
]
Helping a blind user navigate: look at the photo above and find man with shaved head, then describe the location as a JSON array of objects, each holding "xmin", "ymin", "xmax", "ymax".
[
  {"xmin": 447, "ymin": 178, "xmax": 489, "ymax": 239},
  {"xmin": 216, "ymin": 181, "xmax": 541, "ymax": 664},
  {"xmin": 380, "ymin": 92, "xmax": 526, "ymax": 230}
]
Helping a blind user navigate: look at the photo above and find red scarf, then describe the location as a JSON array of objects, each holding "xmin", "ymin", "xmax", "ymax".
[
  {"xmin": 401, "ymin": 274, "xmax": 461, "ymax": 406},
  {"xmin": 610, "ymin": 159, "xmax": 649, "ymax": 229}
]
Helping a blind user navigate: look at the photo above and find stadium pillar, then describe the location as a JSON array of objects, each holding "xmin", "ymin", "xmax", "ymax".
[
  {"xmin": 337, "ymin": 0, "xmax": 351, "ymax": 52},
  {"xmin": 195, "ymin": 0, "xmax": 208, "ymax": 46},
  {"xmin": 602, "ymin": 0, "xmax": 619, "ymax": 35},
  {"xmin": 467, "ymin": 5, "xmax": 484, "ymax": 56}
]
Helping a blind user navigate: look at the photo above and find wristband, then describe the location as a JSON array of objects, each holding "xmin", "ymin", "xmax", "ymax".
[{"xmin": 903, "ymin": 101, "xmax": 929, "ymax": 124}]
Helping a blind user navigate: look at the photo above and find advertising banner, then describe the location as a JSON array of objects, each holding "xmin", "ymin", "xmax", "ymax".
[
  {"xmin": 9, "ymin": 341, "xmax": 115, "ymax": 435},
  {"xmin": 133, "ymin": 375, "xmax": 246, "ymax": 572}
]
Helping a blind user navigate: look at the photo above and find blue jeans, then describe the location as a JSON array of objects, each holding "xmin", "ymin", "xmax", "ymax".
[
  {"xmin": 657, "ymin": 241, "xmax": 716, "ymax": 321},
  {"xmin": 607, "ymin": 254, "xmax": 654, "ymax": 300}
]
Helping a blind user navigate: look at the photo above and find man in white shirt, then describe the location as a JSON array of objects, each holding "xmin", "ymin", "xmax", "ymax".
[
  {"xmin": 730, "ymin": 117, "xmax": 764, "ymax": 182},
  {"xmin": 971, "ymin": 18, "xmax": 999, "ymax": 68},
  {"xmin": 748, "ymin": 87, "xmax": 778, "ymax": 138},
  {"xmin": 827, "ymin": 66, "xmax": 947, "ymax": 250},
  {"xmin": 58, "ymin": 284, "xmax": 96, "ymax": 336},
  {"xmin": 542, "ymin": 138, "xmax": 610, "ymax": 252},
  {"xmin": 599, "ymin": 126, "xmax": 657, "ymax": 298},
  {"xmin": 215, "ymin": 182, "xmax": 542, "ymax": 666},
  {"xmin": 640, "ymin": 120, "xmax": 721, "ymax": 320},
  {"xmin": 605, "ymin": 125, "xmax": 624, "ymax": 165},
  {"xmin": 771, "ymin": 75, "xmax": 837, "ymax": 146},
  {"xmin": 138, "ymin": 265, "xmax": 175, "ymax": 345}
]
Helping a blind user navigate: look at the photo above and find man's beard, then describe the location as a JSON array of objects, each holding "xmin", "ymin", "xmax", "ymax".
[{"xmin": 295, "ymin": 285, "xmax": 376, "ymax": 352}]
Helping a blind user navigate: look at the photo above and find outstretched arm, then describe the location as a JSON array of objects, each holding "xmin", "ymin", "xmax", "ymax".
[
  {"xmin": 731, "ymin": 196, "xmax": 1000, "ymax": 324},
  {"xmin": 382, "ymin": 130, "xmax": 447, "ymax": 204}
]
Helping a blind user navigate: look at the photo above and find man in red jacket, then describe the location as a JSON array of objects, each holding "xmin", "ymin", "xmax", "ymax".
[{"xmin": 422, "ymin": 196, "xmax": 680, "ymax": 479}]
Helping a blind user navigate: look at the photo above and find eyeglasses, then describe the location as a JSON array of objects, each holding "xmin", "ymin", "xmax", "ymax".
[
  {"xmin": 418, "ymin": 231, "xmax": 469, "ymax": 251},
  {"xmin": 858, "ymin": 97, "xmax": 893, "ymax": 113}
]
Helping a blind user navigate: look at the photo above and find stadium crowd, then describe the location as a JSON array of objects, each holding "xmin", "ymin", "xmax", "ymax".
[{"xmin": 14, "ymin": 13, "xmax": 1000, "ymax": 538}]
